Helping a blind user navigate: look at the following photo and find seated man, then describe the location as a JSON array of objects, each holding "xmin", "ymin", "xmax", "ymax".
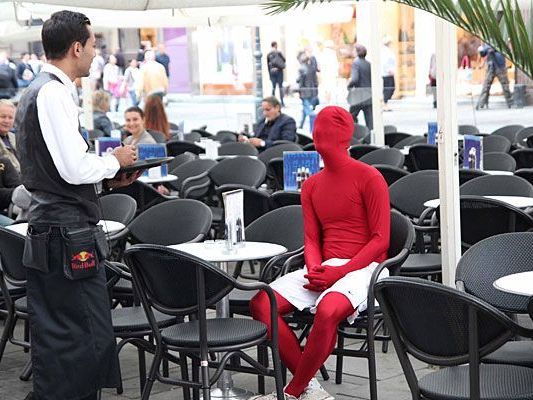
[
  {"xmin": 250, "ymin": 106, "xmax": 390, "ymax": 400},
  {"xmin": 0, "ymin": 155, "xmax": 21, "ymax": 226},
  {"xmin": 239, "ymin": 96, "xmax": 296, "ymax": 150}
]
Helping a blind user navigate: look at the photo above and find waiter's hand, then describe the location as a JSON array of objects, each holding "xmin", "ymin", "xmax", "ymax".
[
  {"xmin": 113, "ymin": 145, "xmax": 137, "ymax": 167},
  {"xmin": 106, "ymin": 171, "xmax": 142, "ymax": 189}
]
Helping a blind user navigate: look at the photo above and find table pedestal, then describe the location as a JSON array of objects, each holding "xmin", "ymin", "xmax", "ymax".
[{"xmin": 212, "ymin": 261, "xmax": 255, "ymax": 400}]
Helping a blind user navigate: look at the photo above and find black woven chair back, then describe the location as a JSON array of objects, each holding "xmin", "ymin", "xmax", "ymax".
[
  {"xmin": 482, "ymin": 135, "xmax": 511, "ymax": 153},
  {"xmin": 147, "ymin": 129, "xmax": 167, "ymax": 143},
  {"xmin": 359, "ymin": 148, "xmax": 405, "ymax": 168},
  {"xmin": 302, "ymin": 143, "xmax": 315, "ymax": 151},
  {"xmin": 393, "ymin": 135, "xmax": 425, "ymax": 149},
  {"xmin": 296, "ymin": 133, "xmax": 313, "ymax": 146},
  {"xmin": 166, "ymin": 140, "xmax": 204, "ymax": 156},
  {"xmin": 245, "ymin": 205, "xmax": 303, "ymax": 252},
  {"xmin": 384, "ymin": 132, "xmax": 411, "ymax": 148},
  {"xmin": 128, "ymin": 199, "xmax": 212, "ymax": 245},
  {"xmin": 458, "ymin": 169, "xmax": 487, "ymax": 186},
  {"xmin": 192, "ymin": 128, "xmax": 214, "ymax": 138},
  {"xmin": 266, "ymin": 158, "xmax": 284, "ymax": 191},
  {"xmin": 384, "ymin": 125, "xmax": 397, "ymax": 134},
  {"xmin": 516, "ymin": 127, "xmax": 533, "ymax": 147},
  {"xmin": 374, "ymin": 164, "xmax": 410, "ymax": 186},
  {"xmin": 512, "ymin": 149, "xmax": 533, "ymax": 169},
  {"xmin": 408, "ymin": 144, "xmax": 438, "ymax": 171},
  {"xmin": 216, "ymin": 184, "xmax": 271, "ymax": 227},
  {"xmin": 167, "ymin": 152, "xmax": 196, "ymax": 171},
  {"xmin": 389, "ymin": 170, "xmax": 439, "ymax": 219},
  {"xmin": 439, "ymin": 196, "xmax": 533, "ymax": 250},
  {"xmin": 353, "ymin": 123, "xmax": 370, "ymax": 142},
  {"xmin": 218, "ymin": 142, "xmax": 259, "ymax": 156},
  {"xmin": 270, "ymin": 191, "xmax": 301, "ymax": 209},
  {"xmin": 387, "ymin": 211, "xmax": 415, "ymax": 274},
  {"xmin": 112, "ymin": 181, "xmax": 169, "ymax": 213},
  {"xmin": 183, "ymin": 132, "xmax": 202, "ymax": 143},
  {"xmin": 491, "ymin": 124, "xmax": 524, "ymax": 144},
  {"xmin": 514, "ymin": 168, "xmax": 533, "ymax": 186},
  {"xmin": 99, "ymin": 193, "xmax": 137, "ymax": 225},
  {"xmin": 348, "ymin": 144, "xmax": 380, "ymax": 160},
  {"xmin": 375, "ymin": 277, "xmax": 515, "ymax": 366},
  {"xmin": 0, "ymin": 227, "xmax": 26, "ymax": 283},
  {"xmin": 483, "ymin": 152, "xmax": 516, "ymax": 171},
  {"xmin": 125, "ymin": 244, "xmax": 233, "ymax": 316},
  {"xmin": 170, "ymin": 158, "xmax": 217, "ymax": 196},
  {"xmin": 257, "ymin": 143, "xmax": 302, "ymax": 166},
  {"xmin": 214, "ymin": 131, "xmax": 238, "ymax": 143},
  {"xmin": 459, "ymin": 174, "xmax": 533, "ymax": 196},
  {"xmin": 209, "ymin": 157, "xmax": 266, "ymax": 188},
  {"xmin": 456, "ymin": 232, "xmax": 533, "ymax": 314},
  {"xmin": 458, "ymin": 124, "xmax": 480, "ymax": 136}
]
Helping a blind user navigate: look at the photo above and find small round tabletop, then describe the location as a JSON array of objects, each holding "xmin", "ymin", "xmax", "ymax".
[
  {"xmin": 493, "ymin": 271, "xmax": 533, "ymax": 296},
  {"xmin": 424, "ymin": 195, "xmax": 533, "ymax": 209},
  {"xmin": 168, "ymin": 241, "xmax": 287, "ymax": 263},
  {"xmin": 138, "ymin": 174, "xmax": 178, "ymax": 184},
  {"xmin": 5, "ymin": 220, "xmax": 126, "ymax": 236},
  {"xmin": 483, "ymin": 170, "xmax": 514, "ymax": 176}
]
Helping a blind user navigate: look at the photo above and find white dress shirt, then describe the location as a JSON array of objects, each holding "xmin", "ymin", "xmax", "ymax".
[
  {"xmin": 37, "ymin": 63, "xmax": 120, "ymax": 185},
  {"xmin": 381, "ymin": 46, "xmax": 396, "ymax": 77}
]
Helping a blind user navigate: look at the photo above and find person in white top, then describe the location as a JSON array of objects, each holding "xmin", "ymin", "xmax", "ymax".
[
  {"xmin": 381, "ymin": 36, "xmax": 396, "ymax": 111},
  {"xmin": 122, "ymin": 58, "xmax": 140, "ymax": 106},
  {"xmin": 103, "ymin": 54, "xmax": 122, "ymax": 111},
  {"xmin": 89, "ymin": 47, "xmax": 104, "ymax": 90}
]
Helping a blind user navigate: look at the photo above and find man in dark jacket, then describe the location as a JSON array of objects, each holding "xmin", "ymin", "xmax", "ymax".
[
  {"xmin": 267, "ymin": 42, "xmax": 286, "ymax": 107},
  {"xmin": 347, "ymin": 44, "xmax": 373, "ymax": 130},
  {"xmin": 476, "ymin": 44, "xmax": 513, "ymax": 110},
  {"xmin": 0, "ymin": 52, "xmax": 18, "ymax": 99},
  {"xmin": 239, "ymin": 96, "xmax": 296, "ymax": 150}
]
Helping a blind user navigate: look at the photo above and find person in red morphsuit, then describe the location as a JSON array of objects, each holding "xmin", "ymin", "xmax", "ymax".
[{"xmin": 250, "ymin": 106, "xmax": 390, "ymax": 400}]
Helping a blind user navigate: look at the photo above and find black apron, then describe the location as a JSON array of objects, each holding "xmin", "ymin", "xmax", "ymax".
[{"xmin": 26, "ymin": 227, "xmax": 119, "ymax": 400}]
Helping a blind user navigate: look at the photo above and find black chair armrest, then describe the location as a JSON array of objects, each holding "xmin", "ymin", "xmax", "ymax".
[
  {"xmin": 105, "ymin": 260, "xmax": 132, "ymax": 281},
  {"xmin": 185, "ymin": 233, "xmax": 205, "ymax": 243},
  {"xmin": 280, "ymin": 250, "xmax": 305, "ymax": 276}
]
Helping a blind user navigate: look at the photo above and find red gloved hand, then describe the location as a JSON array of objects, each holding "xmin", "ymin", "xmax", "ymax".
[{"xmin": 304, "ymin": 265, "xmax": 345, "ymax": 291}]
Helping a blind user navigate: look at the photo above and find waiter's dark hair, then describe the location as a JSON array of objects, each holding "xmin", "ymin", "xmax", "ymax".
[{"xmin": 42, "ymin": 11, "xmax": 91, "ymax": 60}]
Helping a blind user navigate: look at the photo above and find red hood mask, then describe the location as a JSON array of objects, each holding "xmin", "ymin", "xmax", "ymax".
[{"xmin": 312, "ymin": 106, "xmax": 353, "ymax": 170}]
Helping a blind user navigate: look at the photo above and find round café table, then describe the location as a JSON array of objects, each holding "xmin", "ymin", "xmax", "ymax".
[
  {"xmin": 168, "ymin": 240, "xmax": 287, "ymax": 400},
  {"xmin": 424, "ymin": 196, "xmax": 533, "ymax": 209},
  {"xmin": 493, "ymin": 271, "xmax": 533, "ymax": 296},
  {"xmin": 5, "ymin": 220, "xmax": 126, "ymax": 236},
  {"xmin": 138, "ymin": 173, "xmax": 178, "ymax": 185}
]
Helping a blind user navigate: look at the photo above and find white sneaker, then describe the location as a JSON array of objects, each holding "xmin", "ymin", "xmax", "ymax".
[
  {"xmin": 248, "ymin": 391, "xmax": 298, "ymax": 400},
  {"xmin": 300, "ymin": 383, "xmax": 334, "ymax": 400}
]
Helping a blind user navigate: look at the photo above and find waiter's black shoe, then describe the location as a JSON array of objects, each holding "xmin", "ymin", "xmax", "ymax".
[{"xmin": 24, "ymin": 392, "xmax": 33, "ymax": 400}]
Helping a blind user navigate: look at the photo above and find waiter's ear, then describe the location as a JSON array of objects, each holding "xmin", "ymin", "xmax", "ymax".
[{"xmin": 72, "ymin": 41, "xmax": 82, "ymax": 58}]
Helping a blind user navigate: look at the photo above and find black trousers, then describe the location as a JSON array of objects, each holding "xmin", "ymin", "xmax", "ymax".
[
  {"xmin": 350, "ymin": 103, "xmax": 373, "ymax": 131},
  {"xmin": 383, "ymin": 76, "xmax": 395, "ymax": 103},
  {"xmin": 270, "ymin": 70, "xmax": 284, "ymax": 105}
]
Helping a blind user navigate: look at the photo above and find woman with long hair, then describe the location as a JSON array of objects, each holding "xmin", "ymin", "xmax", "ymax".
[{"xmin": 144, "ymin": 95, "xmax": 170, "ymax": 141}]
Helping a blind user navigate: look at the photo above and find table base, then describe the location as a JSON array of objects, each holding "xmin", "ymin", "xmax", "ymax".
[{"xmin": 208, "ymin": 387, "xmax": 255, "ymax": 400}]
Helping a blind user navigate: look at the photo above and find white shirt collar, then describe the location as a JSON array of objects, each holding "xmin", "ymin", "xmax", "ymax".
[{"xmin": 40, "ymin": 63, "xmax": 79, "ymax": 104}]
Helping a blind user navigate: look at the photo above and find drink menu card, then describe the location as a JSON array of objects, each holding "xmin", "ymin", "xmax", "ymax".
[
  {"xmin": 464, "ymin": 135, "xmax": 483, "ymax": 170},
  {"xmin": 95, "ymin": 137, "xmax": 121, "ymax": 156},
  {"xmin": 137, "ymin": 143, "xmax": 168, "ymax": 177},
  {"xmin": 427, "ymin": 122, "xmax": 438, "ymax": 145},
  {"xmin": 222, "ymin": 189, "xmax": 245, "ymax": 248},
  {"xmin": 283, "ymin": 151, "xmax": 321, "ymax": 191}
]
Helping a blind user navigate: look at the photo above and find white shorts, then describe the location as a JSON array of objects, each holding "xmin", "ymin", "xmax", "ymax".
[{"xmin": 270, "ymin": 258, "xmax": 388, "ymax": 324}]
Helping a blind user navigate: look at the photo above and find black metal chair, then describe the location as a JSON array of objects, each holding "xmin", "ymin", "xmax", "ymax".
[
  {"xmin": 266, "ymin": 157, "xmax": 284, "ymax": 191},
  {"xmin": 458, "ymin": 124, "xmax": 480, "ymax": 135},
  {"xmin": 124, "ymin": 245, "xmax": 285, "ymax": 400},
  {"xmin": 214, "ymin": 130, "xmax": 239, "ymax": 143},
  {"xmin": 514, "ymin": 168, "xmax": 533, "ymax": 186},
  {"xmin": 348, "ymin": 144, "xmax": 380, "ymax": 160},
  {"xmin": 359, "ymin": 148, "xmax": 405, "ymax": 168},
  {"xmin": 257, "ymin": 143, "xmax": 302, "ymax": 166},
  {"xmin": 456, "ymin": 232, "xmax": 533, "ymax": 369},
  {"xmin": 184, "ymin": 132, "xmax": 203, "ymax": 143},
  {"xmin": 128, "ymin": 199, "xmax": 212, "ymax": 246},
  {"xmin": 511, "ymin": 148, "xmax": 533, "ymax": 169},
  {"xmin": 296, "ymin": 133, "xmax": 313, "ymax": 146},
  {"xmin": 408, "ymin": 144, "xmax": 438, "ymax": 171},
  {"xmin": 302, "ymin": 143, "xmax": 315, "ymax": 152},
  {"xmin": 218, "ymin": 142, "xmax": 259, "ymax": 156},
  {"xmin": 269, "ymin": 190, "xmax": 301, "ymax": 209},
  {"xmin": 482, "ymin": 135, "xmax": 511, "ymax": 153},
  {"xmin": 167, "ymin": 152, "xmax": 196, "ymax": 172},
  {"xmin": 482, "ymin": 152, "xmax": 517, "ymax": 171},
  {"xmin": 353, "ymin": 123, "xmax": 370, "ymax": 143},
  {"xmin": 374, "ymin": 164, "xmax": 410, "ymax": 186},
  {"xmin": 459, "ymin": 174, "xmax": 533, "ymax": 197},
  {"xmin": 383, "ymin": 124, "xmax": 397, "ymax": 134},
  {"xmin": 491, "ymin": 124, "xmax": 524, "ymax": 144},
  {"xmin": 375, "ymin": 276, "xmax": 533, "ymax": 400},
  {"xmin": 458, "ymin": 168, "xmax": 487, "ymax": 185},
  {"xmin": 147, "ymin": 129, "xmax": 167, "ymax": 144},
  {"xmin": 108, "ymin": 180, "xmax": 177, "ymax": 214},
  {"xmin": 284, "ymin": 210, "xmax": 414, "ymax": 400},
  {"xmin": 168, "ymin": 158, "xmax": 218, "ymax": 199},
  {"xmin": 516, "ymin": 126, "xmax": 533, "ymax": 148},
  {"xmin": 393, "ymin": 135, "xmax": 425, "ymax": 149},
  {"xmin": 384, "ymin": 132, "xmax": 411, "ymax": 148},
  {"xmin": 209, "ymin": 157, "xmax": 266, "ymax": 189},
  {"xmin": 167, "ymin": 140, "xmax": 204, "ymax": 156}
]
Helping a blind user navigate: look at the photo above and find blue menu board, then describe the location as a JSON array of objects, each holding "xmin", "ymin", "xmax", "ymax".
[
  {"xmin": 137, "ymin": 143, "xmax": 168, "ymax": 177},
  {"xmin": 464, "ymin": 135, "xmax": 483, "ymax": 170},
  {"xmin": 283, "ymin": 151, "xmax": 320, "ymax": 191}
]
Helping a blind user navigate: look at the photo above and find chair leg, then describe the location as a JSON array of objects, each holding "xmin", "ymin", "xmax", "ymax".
[
  {"xmin": 179, "ymin": 353, "xmax": 191, "ymax": 400},
  {"xmin": 319, "ymin": 365, "xmax": 329, "ymax": 381},
  {"xmin": 23, "ymin": 319, "xmax": 29, "ymax": 353},
  {"xmin": 192, "ymin": 357, "xmax": 200, "ymax": 400},
  {"xmin": 335, "ymin": 334, "xmax": 344, "ymax": 384},
  {"xmin": 381, "ymin": 323, "xmax": 390, "ymax": 353},
  {"xmin": 138, "ymin": 348, "xmax": 147, "ymax": 394},
  {"xmin": 140, "ymin": 347, "xmax": 162, "ymax": 400},
  {"xmin": 0, "ymin": 311, "xmax": 14, "ymax": 363},
  {"xmin": 162, "ymin": 357, "xmax": 169, "ymax": 377},
  {"xmin": 19, "ymin": 359, "xmax": 32, "ymax": 381},
  {"xmin": 257, "ymin": 345, "xmax": 266, "ymax": 394},
  {"xmin": 367, "ymin": 353, "xmax": 378, "ymax": 400},
  {"xmin": 271, "ymin": 345, "xmax": 285, "ymax": 400}
]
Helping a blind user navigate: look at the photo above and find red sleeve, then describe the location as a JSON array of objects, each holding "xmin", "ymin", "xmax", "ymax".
[
  {"xmin": 338, "ymin": 174, "xmax": 390, "ymax": 274},
  {"xmin": 301, "ymin": 178, "xmax": 323, "ymax": 269}
]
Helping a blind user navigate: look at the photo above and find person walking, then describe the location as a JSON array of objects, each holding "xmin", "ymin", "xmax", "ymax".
[
  {"xmin": 297, "ymin": 50, "xmax": 319, "ymax": 130},
  {"xmin": 102, "ymin": 54, "xmax": 123, "ymax": 111},
  {"xmin": 476, "ymin": 44, "xmax": 513, "ymax": 110},
  {"xmin": 267, "ymin": 41, "xmax": 286, "ymax": 107},
  {"xmin": 347, "ymin": 44, "xmax": 373, "ymax": 130},
  {"xmin": 381, "ymin": 36, "xmax": 396, "ymax": 111},
  {"xmin": 122, "ymin": 58, "xmax": 141, "ymax": 106},
  {"xmin": 138, "ymin": 50, "xmax": 168, "ymax": 101},
  {"xmin": 155, "ymin": 43, "xmax": 171, "ymax": 77},
  {"xmin": 15, "ymin": 10, "xmax": 138, "ymax": 400},
  {"xmin": 0, "ymin": 52, "xmax": 18, "ymax": 99},
  {"xmin": 16, "ymin": 52, "xmax": 35, "ymax": 88}
]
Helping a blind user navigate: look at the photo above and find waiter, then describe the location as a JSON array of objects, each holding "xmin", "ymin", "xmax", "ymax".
[{"xmin": 15, "ymin": 11, "xmax": 138, "ymax": 400}]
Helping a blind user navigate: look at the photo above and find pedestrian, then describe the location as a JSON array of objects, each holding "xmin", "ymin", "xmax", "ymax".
[
  {"xmin": 15, "ymin": 10, "xmax": 138, "ymax": 400},
  {"xmin": 250, "ymin": 106, "xmax": 390, "ymax": 400},
  {"xmin": 138, "ymin": 50, "xmax": 168, "ymax": 101},
  {"xmin": 267, "ymin": 41, "xmax": 286, "ymax": 107},
  {"xmin": 89, "ymin": 47, "xmax": 104, "ymax": 90},
  {"xmin": 347, "ymin": 44, "xmax": 373, "ymax": 130},
  {"xmin": 155, "ymin": 43, "xmax": 170, "ymax": 77},
  {"xmin": 429, "ymin": 53, "xmax": 437, "ymax": 108},
  {"xmin": 297, "ymin": 50, "xmax": 319, "ymax": 130},
  {"xmin": 381, "ymin": 36, "xmax": 396, "ymax": 111},
  {"xmin": 476, "ymin": 44, "xmax": 513, "ymax": 109},
  {"xmin": 122, "ymin": 58, "xmax": 140, "ymax": 106},
  {"xmin": 0, "ymin": 51, "xmax": 18, "ymax": 99},
  {"xmin": 113, "ymin": 47, "xmax": 126, "ymax": 73},
  {"xmin": 103, "ymin": 54, "xmax": 123, "ymax": 111},
  {"xmin": 16, "ymin": 52, "xmax": 35, "ymax": 88}
]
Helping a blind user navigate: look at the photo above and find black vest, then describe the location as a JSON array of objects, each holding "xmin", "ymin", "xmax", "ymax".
[{"xmin": 16, "ymin": 72, "xmax": 100, "ymax": 226}]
